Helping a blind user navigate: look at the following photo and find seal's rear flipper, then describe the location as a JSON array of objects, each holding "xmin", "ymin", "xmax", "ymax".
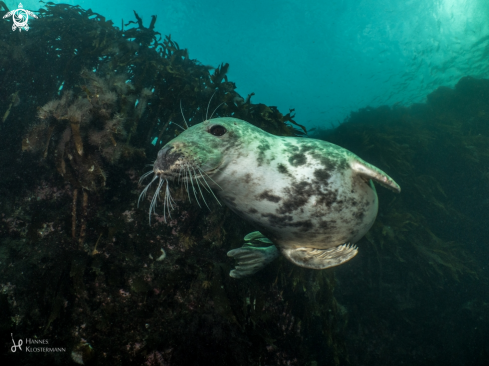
[
  {"xmin": 281, "ymin": 244, "xmax": 358, "ymax": 269},
  {"xmin": 227, "ymin": 231, "xmax": 278, "ymax": 278},
  {"xmin": 350, "ymin": 158, "xmax": 401, "ymax": 193}
]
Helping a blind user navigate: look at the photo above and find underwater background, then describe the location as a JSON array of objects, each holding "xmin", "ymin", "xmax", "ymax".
[
  {"xmin": 8, "ymin": 0, "xmax": 489, "ymax": 128},
  {"xmin": 0, "ymin": 0, "xmax": 488, "ymax": 365}
]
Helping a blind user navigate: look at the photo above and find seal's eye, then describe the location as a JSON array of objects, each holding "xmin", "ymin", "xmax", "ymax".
[{"xmin": 209, "ymin": 125, "xmax": 227, "ymax": 137}]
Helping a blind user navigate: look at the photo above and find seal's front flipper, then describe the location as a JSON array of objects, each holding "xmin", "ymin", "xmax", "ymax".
[
  {"xmin": 242, "ymin": 231, "xmax": 273, "ymax": 245},
  {"xmin": 227, "ymin": 231, "xmax": 278, "ymax": 278},
  {"xmin": 281, "ymin": 244, "xmax": 358, "ymax": 269},
  {"xmin": 350, "ymin": 158, "xmax": 401, "ymax": 193}
]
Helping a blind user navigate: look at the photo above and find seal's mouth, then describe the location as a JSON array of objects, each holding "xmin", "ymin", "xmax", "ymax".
[
  {"xmin": 153, "ymin": 161, "xmax": 217, "ymax": 182},
  {"xmin": 153, "ymin": 168, "xmax": 179, "ymax": 180},
  {"xmin": 153, "ymin": 150, "xmax": 222, "ymax": 182},
  {"xmin": 153, "ymin": 146, "xmax": 182, "ymax": 177},
  {"xmin": 201, "ymin": 163, "xmax": 222, "ymax": 176},
  {"xmin": 151, "ymin": 145, "xmax": 222, "ymax": 181}
]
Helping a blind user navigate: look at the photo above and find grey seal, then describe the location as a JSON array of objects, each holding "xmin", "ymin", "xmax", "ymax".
[{"xmin": 140, "ymin": 117, "xmax": 400, "ymax": 278}]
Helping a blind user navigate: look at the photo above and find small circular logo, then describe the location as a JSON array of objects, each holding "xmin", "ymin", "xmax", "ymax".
[{"xmin": 2, "ymin": 3, "xmax": 38, "ymax": 32}]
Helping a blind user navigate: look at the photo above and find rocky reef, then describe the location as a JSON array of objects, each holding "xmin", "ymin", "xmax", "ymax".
[
  {"xmin": 0, "ymin": 3, "xmax": 339, "ymax": 366},
  {"xmin": 0, "ymin": 2, "xmax": 487, "ymax": 366},
  {"xmin": 311, "ymin": 76, "xmax": 489, "ymax": 365}
]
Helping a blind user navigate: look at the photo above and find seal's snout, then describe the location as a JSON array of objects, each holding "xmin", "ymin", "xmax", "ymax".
[
  {"xmin": 158, "ymin": 146, "xmax": 173, "ymax": 159},
  {"xmin": 154, "ymin": 145, "xmax": 181, "ymax": 176}
]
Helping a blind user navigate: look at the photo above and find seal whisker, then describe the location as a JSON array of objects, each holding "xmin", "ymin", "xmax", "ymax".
[
  {"xmin": 138, "ymin": 175, "xmax": 158, "ymax": 208},
  {"xmin": 180, "ymin": 100, "xmax": 189, "ymax": 129},
  {"xmin": 167, "ymin": 180, "xmax": 176, "ymax": 208},
  {"xmin": 180, "ymin": 165, "xmax": 186, "ymax": 185},
  {"xmin": 177, "ymin": 165, "xmax": 183, "ymax": 184},
  {"xmin": 209, "ymin": 102, "xmax": 225, "ymax": 121},
  {"xmin": 192, "ymin": 168, "xmax": 211, "ymax": 193},
  {"xmin": 164, "ymin": 179, "xmax": 176, "ymax": 211},
  {"xmin": 150, "ymin": 178, "xmax": 164, "ymax": 215},
  {"xmin": 163, "ymin": 179, "xmax": 173, "ymax": 222},
  {"xmin": 171, "ymin": 121, "xmax": 186, "ymax": 131},
  {"xmin": 187, "ymin": 165, "xmax": 202, "ymax": 208},
  {"xmin": 198, "ymin": 168, "xmax": 222, "ymax": 206},
  {"xmin": 196, "ymin": 176, "xmax": 211, "ymax": 193},
  {"xmin": 149, "ymin": 178, "xmax": 164, "ymax": 224},
  {"xmin": 150, "ymin": 179, "xmax": 163, "ymax": 214},
  {"xmin": 205, "ymin": 89, "xmax": 218, "ymax": 121},
  {"xmin": 192, "ymin": 174, "xmax": 209, "ymax": 192},
  {"xmin": 183, "ymin": 164, "xmax": 192, "ymax": 203},
  {"xmin": 201, "ymin": 169, "xmax": 223, "ymax": 191},
  {"xmin": 191, "ymin": 166, "xmax": 210, "ymax": 211},
  {"xmin": 138, "ymin": 170, "xmax": 154, "ymax": 184},
  {"xmin": 162, "ymin": 182, "xmax": 168, "ymax": 223}
]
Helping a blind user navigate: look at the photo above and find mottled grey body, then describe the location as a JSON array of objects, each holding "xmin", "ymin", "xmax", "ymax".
[
  {"xmin": 214, "ymin": 134, "xmax": 379, "ymax": 249},
  {"xmin": 150, "ymin": 117, "xmax": 400, "ymax": 276}
]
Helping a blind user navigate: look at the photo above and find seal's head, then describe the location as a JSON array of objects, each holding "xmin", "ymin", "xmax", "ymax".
[
  {"xmin": 139, "ymin": 117, "xmax": 257, "ymax": 222},
  {"xmin": 152, "ymin": 117, "xmax": 257, "ymax": 181}
]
